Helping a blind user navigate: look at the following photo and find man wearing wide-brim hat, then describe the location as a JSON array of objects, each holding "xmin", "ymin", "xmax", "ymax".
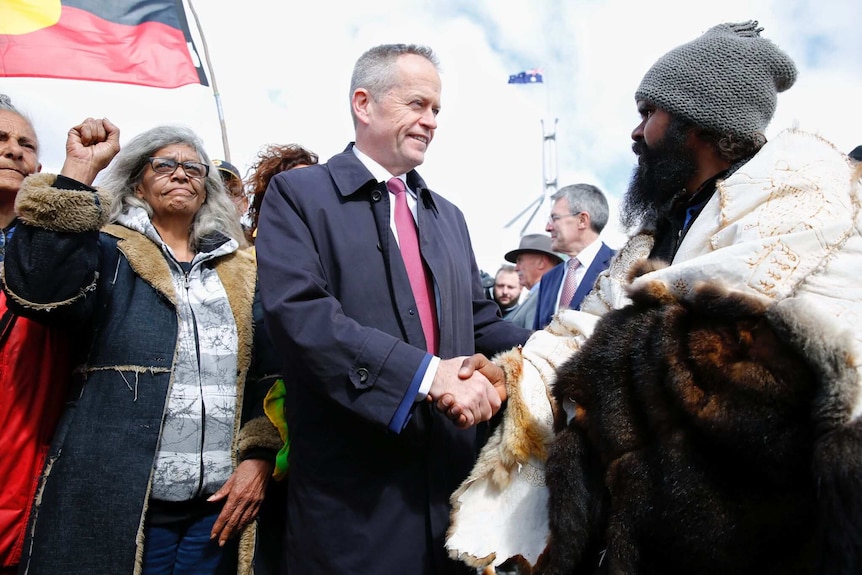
[{"xmin": 501, "ymin": 233, "xmax": 562, "ymax": 330}]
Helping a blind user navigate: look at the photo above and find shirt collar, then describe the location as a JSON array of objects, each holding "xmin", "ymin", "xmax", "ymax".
[
  {"xmin": 352, "ymin": 146, "xmax": 409, "ymax": 192},
  {"xmin": 571, "ymin": 237, "xmax": 603, "ymax": 268}
]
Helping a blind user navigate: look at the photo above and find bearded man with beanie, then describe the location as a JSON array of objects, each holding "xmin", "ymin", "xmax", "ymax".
[{"xmin": 446, "ymin": 21, "xmax": 862, "ymax": 575}]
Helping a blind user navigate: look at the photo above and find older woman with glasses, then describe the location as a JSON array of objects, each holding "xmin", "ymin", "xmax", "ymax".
[{"xmin": 3, "ymin": 122, "xmax": 282, "ymax": 575}]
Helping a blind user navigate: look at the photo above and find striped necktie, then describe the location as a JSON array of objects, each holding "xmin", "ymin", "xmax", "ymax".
[{"xmin": 559, "ymin": 257, "xmax": 581, "ymax": 309}]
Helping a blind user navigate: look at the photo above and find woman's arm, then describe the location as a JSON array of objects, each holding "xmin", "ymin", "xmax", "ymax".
[{"xmin": 3, "ymin": 119, "xmax": 119, "ymax": 325}]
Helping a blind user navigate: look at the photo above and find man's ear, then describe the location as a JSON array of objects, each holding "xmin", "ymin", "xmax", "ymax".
[{"xmin": 352, "ymin": 89, "xmax": 372, "ymax": 125}]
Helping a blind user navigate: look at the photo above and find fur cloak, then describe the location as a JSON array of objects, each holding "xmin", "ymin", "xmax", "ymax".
[{"xmin": 539, "ymin": 266, "xmax": 862, "ymax": 574}]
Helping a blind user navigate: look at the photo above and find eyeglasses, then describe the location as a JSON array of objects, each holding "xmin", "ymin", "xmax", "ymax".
[
  {"xmin": 547, "ymin": 211, "xmax": 583, "ymax": 224},
  {"xmin": 147, "ymin": 157, "xmax": 210, "ymax": 179}
]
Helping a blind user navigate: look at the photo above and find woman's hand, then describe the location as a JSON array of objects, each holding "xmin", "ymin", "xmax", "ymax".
[
  {"xmin": 208, "ymin": 458, "xmax": 274, "ymax": 546},
  {"xmin": 60, "ymin": 117, "xmax": 120, "ymax": 185}
]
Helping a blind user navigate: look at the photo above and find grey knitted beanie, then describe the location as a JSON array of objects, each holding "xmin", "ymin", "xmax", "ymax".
[{"xmin": 635, "ymin": 21, "xmax": 797, "ymax": 137}]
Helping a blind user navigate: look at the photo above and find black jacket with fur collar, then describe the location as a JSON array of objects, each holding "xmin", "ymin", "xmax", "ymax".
[{"xmin": 3, "ymin": 173, "xmax": 283, "ymax": 575}]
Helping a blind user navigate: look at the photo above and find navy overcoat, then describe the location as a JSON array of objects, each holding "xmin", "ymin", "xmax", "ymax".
[{"xmin": 256, "ymin": 144, "xmax": 531, "ymax": 574}]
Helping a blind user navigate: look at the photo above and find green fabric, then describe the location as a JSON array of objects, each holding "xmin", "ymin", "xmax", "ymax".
[{"xmin": 264, "ymin": 379, "xmax": 290, "ymax": 480}]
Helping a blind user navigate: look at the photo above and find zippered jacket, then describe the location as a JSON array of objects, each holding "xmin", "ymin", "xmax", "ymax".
[{"xmin": 3, "ymin": 173, "xmax": 282, "ymax": 575}]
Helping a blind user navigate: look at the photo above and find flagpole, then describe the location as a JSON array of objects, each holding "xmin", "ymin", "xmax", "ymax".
[
  {"xmin": 504, "ymin": 68, "xmax": 557, "ymax": 235},
  {"xmin": 185, "ymin": 0, "xmax": 231, "ymax": 161}
]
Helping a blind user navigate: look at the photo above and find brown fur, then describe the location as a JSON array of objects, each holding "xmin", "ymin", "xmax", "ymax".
[
  {"xmin": 537, "ymin": 278, "xmax": 862, "ymax": 575},
  {"xmin": 447, "ymin": 345, "xmax": 557, "ymax": 569},
  {"xmin": 497, "ymin": 347, "xmax": 553, "ymax": 473},
  {"xmin": 625, "ymin": 257, "xmax": 668, "ymax": 283},
  {"xmin": 104, "ymin": 224, "xmax": 178, "ymax": 305},
  {"xmin": 15, "ymin": 173, "xmax": 113, "ymax": 232}
]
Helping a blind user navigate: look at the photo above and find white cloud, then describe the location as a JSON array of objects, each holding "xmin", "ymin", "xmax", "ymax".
[{"xmin": 3, "ymin": 0, "xmax": 859, "ymax": 273}]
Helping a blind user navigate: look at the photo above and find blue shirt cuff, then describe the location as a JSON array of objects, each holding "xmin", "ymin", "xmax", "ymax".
[{"xmin": 388, "ymin": 353, "xmax": 433, "ymax": 433}]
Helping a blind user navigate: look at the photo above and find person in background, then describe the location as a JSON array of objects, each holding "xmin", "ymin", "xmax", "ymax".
[
  {"xmin": 492, "ymin": 264, "xmax": 522, "ymax": 319},
  {"xmin": 240, "ymin": 142, "xmax": 318, "ymax": 575},
  {"xmin": 447, "ymin": 21, "xmax": 862, "ymax": 575},
  {"xmin": 213, "ymin": 158, "xmax": 251, "ymax": 242},
  {"xmin": 503, "ymin": 233, "xmax": 563, "ymax": 329},
  {"xmin": 479, "ymin": 269, "xmax": 495, "ymax": 300},
  {"xmin": 0, "ymin": 95, "xmax": 80, "ymax": 575},
  {"xmin": 4, "ymin": 123, "xmax": 282, "ymax": 574},
  {"xmin": 533, "ymin": 183, "xmax": 615, "ymax": 330},
  {"xmin": 246, "ymin": 143, "xmax": 318, "ymax": 243},
  {"xmin": 256, "ymin": 43, "xmax": 531, "ymax": 573}
]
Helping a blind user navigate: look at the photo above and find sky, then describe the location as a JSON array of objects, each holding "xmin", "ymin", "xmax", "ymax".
[{"xmin": 3, "ymin": 0, "xmax": 861, "ymax": 275}]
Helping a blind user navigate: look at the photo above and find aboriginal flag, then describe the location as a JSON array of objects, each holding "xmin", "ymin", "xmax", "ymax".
[{"xmin": 0, "ymin": 0, "xmax": 208, "ymax": 88}]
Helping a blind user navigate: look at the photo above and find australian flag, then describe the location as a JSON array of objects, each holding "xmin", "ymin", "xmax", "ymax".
[{"xmin": 508, "ymin": 68, "xmax": 543, "ymax": 84}]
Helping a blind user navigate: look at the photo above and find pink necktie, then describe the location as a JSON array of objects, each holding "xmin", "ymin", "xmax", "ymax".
[
  {"xmin": 387, "ymin": 177, "xmax": 439, "ymax": 354},
  {"xmin": 559, "ymin": 257, "xmax": 581, "ymax": 309}
]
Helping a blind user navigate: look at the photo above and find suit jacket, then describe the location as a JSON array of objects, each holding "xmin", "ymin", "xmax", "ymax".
[
  {"xmin": 256, "ymin": 144, "xmax": 531, "ymax": 574},
  {"xmin": 533, "ymin": 242, "xmax": 615, "ymax": 330}
]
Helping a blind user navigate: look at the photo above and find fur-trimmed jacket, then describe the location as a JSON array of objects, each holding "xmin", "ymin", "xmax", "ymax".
[
  {"xmin": 446, "ymin": 129, "xmax": 862, "ymax": 574},
  {"xmin": 2, "ymin": 174, "xmax": 283, "ymax": 575}
]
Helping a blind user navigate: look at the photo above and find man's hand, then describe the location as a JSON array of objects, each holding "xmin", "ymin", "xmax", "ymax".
[
  {"xmin": 460, "ymin": 353, "xmax": 506, "ymax": 401},
  {"xmin": 427, "ymin": 355, "xmax": 506, "ymax": 429},
  {"xmin": 208, "ymin": 458, "xmax": 273, "ymax": 546},
  {"xmin": 60, "ymin": 117, "xmax": 121, "ymax": 185}
]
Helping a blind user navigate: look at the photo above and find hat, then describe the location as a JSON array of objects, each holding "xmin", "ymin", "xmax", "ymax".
[
  {"xmin": 635, "ymin": 20, "xmax": 797, "ymax": 138},
  {"xmin": 213, "ymin": 159, "xmax": 241, "ymax": 182},
  {"xmin": 504, "ymin": 234, "xmax": 563, "ymax": 265}
]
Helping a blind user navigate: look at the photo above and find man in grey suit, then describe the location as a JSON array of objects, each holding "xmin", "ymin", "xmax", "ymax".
[
  {"xmin": 533, "ymin": 184, "xmax": 615, "ymax": 329},
  {"xmin": 503, "ymin": 234, "xmax": 563, "ymax": 329}
]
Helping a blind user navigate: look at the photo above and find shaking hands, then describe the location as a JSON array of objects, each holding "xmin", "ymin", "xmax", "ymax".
[{"xmin": 428, "ymin": 354, "xmax": 506, "ymax": 429}]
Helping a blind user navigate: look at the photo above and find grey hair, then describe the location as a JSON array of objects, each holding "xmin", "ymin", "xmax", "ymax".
[
  {"xmin": 0, "ymin": 93, "xmax": 38, "ymax": 154},
  {"xmin": 100, "ymin": 125, "xmax": 246, "ymax": 249},
  {"xmin": 0, "ymin": 94, "xmax": 21, "ymax": 114},
  {"xmin": 349, "ymin": 43, "xmax": 439, "ymax": 126},
  {"xmin": 551, "ymin": 183, "xmax": 610, "ymax": 233}
]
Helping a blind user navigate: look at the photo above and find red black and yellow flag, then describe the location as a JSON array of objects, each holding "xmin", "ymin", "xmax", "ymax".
[{"xmin": 0, "ymin": 0, "xmax": 208, "ymax": 88}]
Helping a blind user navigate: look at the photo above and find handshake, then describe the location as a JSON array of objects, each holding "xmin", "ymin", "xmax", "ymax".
[{"xmin": 427, "ymin": 354, "xmax": 507, "ymax": 429}]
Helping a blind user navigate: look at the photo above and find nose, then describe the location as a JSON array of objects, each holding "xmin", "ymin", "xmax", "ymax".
[
  {"xmin": 631, "ymin": 119, "xmax": 645, "ymax": 142},
  {"xmin": 1, "ymin": 138, "xmax": 24, "ymax": 159},
  {"xmin": 545, "ymin": 219, "xmax": 553, "ymax": 232},
  {"xmin": 420, "ymin": 108, "xmax": 437, "ymax": 130},
  {"xmin": 170, "ymin": 165, "xmax": 191, "ymax": 181}
]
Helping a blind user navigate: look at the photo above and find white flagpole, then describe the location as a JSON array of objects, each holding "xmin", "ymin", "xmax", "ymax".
[
  {"xmin": 504, "ymin": 69, "xmax": 557, "ymax": 235},
  {"xmin": 185, "ymin": 0, "xmax": 231, "ymax": 161}
]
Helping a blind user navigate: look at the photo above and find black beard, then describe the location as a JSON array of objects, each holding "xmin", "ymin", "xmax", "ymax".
[{"xmin": 621, "ymin": 118, "xmax": 698, "ymax": 232}]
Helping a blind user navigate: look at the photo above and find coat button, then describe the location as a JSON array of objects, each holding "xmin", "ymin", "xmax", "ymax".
[
  {"xmin": 408, "ymin": 308, "xmax": 415, "ymax": 315},
  {"xmin": 371, "ymin": 190, "xmax": 382, "ymax": 202},
  {"xmin": 357, "ymin": 367, "xmax": 369, "ymax": 383}
]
